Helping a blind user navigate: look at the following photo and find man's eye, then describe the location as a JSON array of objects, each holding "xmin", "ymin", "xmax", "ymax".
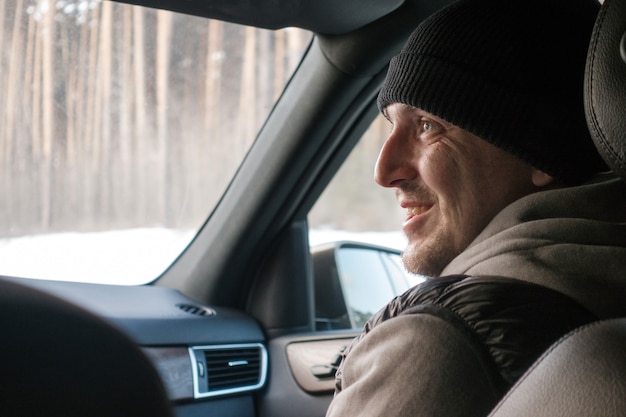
[
  {"xmin": 418, "ymin": 118, "xmax": 443, "ymax": 143},
  {"xmin": 421, "ymin": 119, "xmax": 438, "ymax": 135}
]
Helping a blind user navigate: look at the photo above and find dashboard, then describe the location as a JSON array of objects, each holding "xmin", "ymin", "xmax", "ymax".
[{"xmin": 2, "ymin": 276, "xmax": 266, "ymax": 417}]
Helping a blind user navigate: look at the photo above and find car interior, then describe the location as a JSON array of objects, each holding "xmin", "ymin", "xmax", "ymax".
[
  {"xmin": 488, "ymin": 0, "xmax": 626, "ymax": 414},
  {"xmin": 0, "ymin": 0, "xmax": 624, "ymax": 416}
]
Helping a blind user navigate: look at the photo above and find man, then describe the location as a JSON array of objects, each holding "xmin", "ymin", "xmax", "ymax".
[{"xmin": 326, "ymin": 0, "xmax": 626, "ymax": 416}]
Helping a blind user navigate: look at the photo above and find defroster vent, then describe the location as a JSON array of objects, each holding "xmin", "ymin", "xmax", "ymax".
[{"xmin": 189, "ymin": 343, "xmax": 268, "ymax": 398}]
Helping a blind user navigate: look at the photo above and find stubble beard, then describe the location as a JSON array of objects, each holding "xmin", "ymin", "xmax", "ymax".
[{"xmin": 401, "ymin": 228, "xmax": 461, "ymax": 278}]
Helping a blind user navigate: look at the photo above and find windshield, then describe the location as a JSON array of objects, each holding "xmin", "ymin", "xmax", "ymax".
[{"xmin": 0, "ymin": 0, "xmax": 312, "ymax": 284}]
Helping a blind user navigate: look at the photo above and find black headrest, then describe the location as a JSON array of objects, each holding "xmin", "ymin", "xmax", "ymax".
[{"xmin": 585, "ymin": 0, "xmax": 626, "ymax": 180}]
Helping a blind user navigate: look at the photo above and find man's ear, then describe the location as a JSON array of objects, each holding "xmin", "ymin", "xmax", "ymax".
[{"xmin": 531, "ymin": 169, "xmax": 556, "ymax": 187}]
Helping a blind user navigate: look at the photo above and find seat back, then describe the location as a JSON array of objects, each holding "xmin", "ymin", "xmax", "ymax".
[
  {"xmin": 489, "ymin": 0, "xmax": 626, "ymax": 415},
  {"xmin": 488, "ymin": 319, "xmax": 626, "ymax": 417}
]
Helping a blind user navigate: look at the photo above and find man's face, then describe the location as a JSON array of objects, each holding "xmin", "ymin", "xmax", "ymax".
[{"xmin": 375, "ymin": 103, "xmax": 544, "ymax": 277}]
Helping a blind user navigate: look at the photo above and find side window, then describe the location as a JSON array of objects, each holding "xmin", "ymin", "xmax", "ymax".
[
  {"xmin": 309, "ymin": 114, "xmax": 425, "ymax": 330},
  {"xmin": 309, "ymin": 114, "xmax": 404, "ymax": 244}
]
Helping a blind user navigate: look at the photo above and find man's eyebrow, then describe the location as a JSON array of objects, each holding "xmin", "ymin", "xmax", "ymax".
[{"xmin": 414, "ymin": 110, "xmax": 454, "ymax": 129}]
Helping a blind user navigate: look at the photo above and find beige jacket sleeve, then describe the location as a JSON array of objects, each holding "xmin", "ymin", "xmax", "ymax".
[{"xmin": 325, "ymin": 313, "xmax": 502, "ymax": 417}]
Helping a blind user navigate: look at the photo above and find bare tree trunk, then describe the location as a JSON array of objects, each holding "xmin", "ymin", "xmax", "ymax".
[
  {"xmin": 202, "ymin": 20, "xmax": 224, "ymax": 186},
  {"xmin": 119, "ymin": 6, "xmax": 133, "ymax": 160},
  {"xmin": 238, "ymin": 26, "xmax": 256, "ymax": 150},
  {"xmin": 95, "ymin": 1, "xmax": 113, "ymax": 221},
  {"xmin": 0, "ymin": 0, "xmax": 6, "ymax": 157},
  {"xmin": 4, "ymin": 0, "xmax": 25, "ymax": 164},
  {"xmin": 257, "ymin": 30, "xmax": 271, "ymax": 124},
  {"xmin": 41, "ymin": 0, "xmax": 55, "ymax": 158},
  {"xmin": 132, "ymin": 7, "xmax": 148, "ymax": 222},
  {"xmin": 204, "ymin": 20, "xmax": 223, "ymax": 133},
  {"xmin": 73, "ymin": 10, "xmax": 90, "ymax": 164},
  {"xmin": 118, "ymin": 4, "xmax": 133, "ymax": 219},
  {"xmin": 0, "ymin": 0, "xmax": 11, "ymax": 225},
  {"xmin": 81, "ymin": 4, "xmax": 101, "ymax": 224},
  {"xmin": 65, "ymin": 32, "xmax": 76, "ymax": 163},
  {"xmin": 32, "ymin": 12, "xmax": 43, "ymax": 163},
  {"xmin": 273, "ymin": 30, "xmax": 285, "ymax": 102},
  {"xmin": 156, "ymin": 9, "xmax": 173, "ymax": 221},
  {"xmin": 59, "ymin": 18, "xmax": 77, "ymax": 229},
  {"xmin": 30, "ymin": 6, "xmax": 44, "ymax": 230},
  {"xmin": 39, "ymin": 0, "xmax": 56, "ymax": 230}
]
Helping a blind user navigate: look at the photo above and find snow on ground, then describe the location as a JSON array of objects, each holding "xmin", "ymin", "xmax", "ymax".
[
  {"xmin": 0, "ymin": 229, "xmax": 195, "ymax": 285},
  {"xmin": 0, "ymin": 228, "xmax": 406, "ymax": 285}
]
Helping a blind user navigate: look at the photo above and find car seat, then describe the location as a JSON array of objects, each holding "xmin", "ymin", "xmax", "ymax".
[
  {"xmin": 0, "ymin": 278, "xmax": 174, "ymax": 417},
  {"xmin": 487, "ymin": 0, "xmax": 626, "ymax": 415}
]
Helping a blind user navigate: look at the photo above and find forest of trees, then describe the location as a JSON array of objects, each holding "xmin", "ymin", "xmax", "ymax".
[{"xmin": 0, "ymin": 0, "xmax": 398, "ymax": 239}]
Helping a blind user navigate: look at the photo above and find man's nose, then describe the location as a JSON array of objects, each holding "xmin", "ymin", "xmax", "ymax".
[{"xmin": 374, "ymin": 129, "xmax": 418, "ymax": 188}]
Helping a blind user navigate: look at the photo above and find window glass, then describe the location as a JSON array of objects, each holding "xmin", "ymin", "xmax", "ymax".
[
  {"xmin": 309, "ymin": 114, "xmax": 406, "ymax": 248},
  {"xmin": 0, "ymin": 0, "xmax": 312, "ymax": 284},
  {"xmin": 335, "ymin": 248, "xmax": 397, "ymax": 329},
  {"xmin": 309, "ymin": 114, "xmax": 427, "ymax": 327}
]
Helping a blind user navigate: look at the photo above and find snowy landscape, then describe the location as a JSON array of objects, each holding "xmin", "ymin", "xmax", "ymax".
[{"xmin": 0, "ymin": 228, "xmax": 406, "ymax": 285}]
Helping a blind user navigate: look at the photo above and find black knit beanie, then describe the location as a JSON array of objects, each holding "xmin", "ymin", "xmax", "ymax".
[{"xmin": 377, "ymin": 0, "xmax": 607, "ymax": 185}]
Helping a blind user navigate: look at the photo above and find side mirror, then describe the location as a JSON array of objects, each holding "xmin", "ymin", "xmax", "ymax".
[{"xmin": 311, "ymin": 241, "xmax": 425, "ymax": 331}]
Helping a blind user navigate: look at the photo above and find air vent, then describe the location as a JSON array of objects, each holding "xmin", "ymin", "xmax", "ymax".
[
  {"xmin": 189, "ymin": 343, "xmax": 268, "ymax": 398},
  {"xmin": 176, "ymin": 303, "xmax": 216, "ymax": 317}
]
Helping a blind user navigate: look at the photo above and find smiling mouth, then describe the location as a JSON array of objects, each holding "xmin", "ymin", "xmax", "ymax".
[{"xmin": 407, "ymin": 205, "xmax": 430, "ymax": 217}]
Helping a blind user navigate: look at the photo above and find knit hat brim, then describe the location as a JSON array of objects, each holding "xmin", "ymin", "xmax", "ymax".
[{"xmin": 379, "ymin": 52, "xmax": 557, "ymax": 177}]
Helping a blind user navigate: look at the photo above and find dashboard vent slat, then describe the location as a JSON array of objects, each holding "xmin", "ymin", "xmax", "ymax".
[
  {"xmin": 176, "ymin": 303, "xmax": 216, "ymax": 316},
  {"xmin": 189, "ymin": 343, "xmax": 268, "ymax": 398},
  {"xmin": 205, "ymin": 347, "xmax": 261, "ymax": 390}
]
